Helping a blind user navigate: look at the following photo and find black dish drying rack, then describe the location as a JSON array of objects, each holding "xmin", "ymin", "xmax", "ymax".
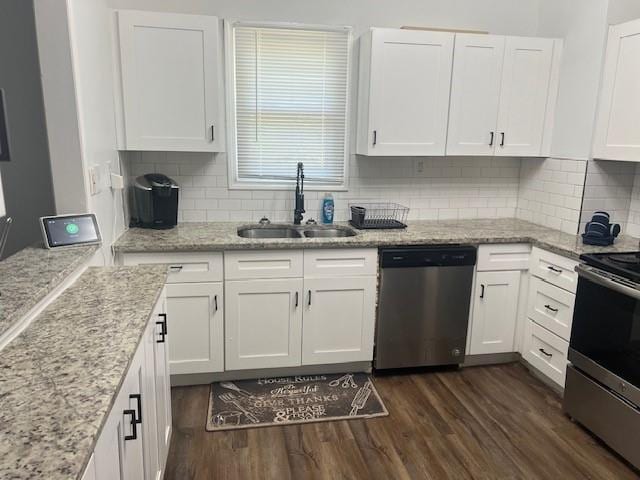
[{"xmin": 349, "ymin": 202, "xmax": 409, "ymax": 229}]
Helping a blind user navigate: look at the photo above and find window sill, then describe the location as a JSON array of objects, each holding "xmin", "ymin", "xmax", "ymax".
[{"xmin": 229, "ymin": 181, "xmax": 348, "ymax": 192}]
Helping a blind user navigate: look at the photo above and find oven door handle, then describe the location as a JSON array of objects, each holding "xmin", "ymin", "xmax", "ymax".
[{"xmin": 575, "ymin": 264, "xmax": 640, "ymax": 301}]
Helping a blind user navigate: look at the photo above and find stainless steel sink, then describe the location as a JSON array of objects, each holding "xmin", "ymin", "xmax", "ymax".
[
  {"xmin": 237, "ymin": 226, "xmax": 303, "ymax": 239},
  {"xmin": 237, "ymin": 224, "xmax": 357, "ymax": 239},
  {"xmin": 303, "ymin": 226, "xmax": 357, "ymax": 238}
]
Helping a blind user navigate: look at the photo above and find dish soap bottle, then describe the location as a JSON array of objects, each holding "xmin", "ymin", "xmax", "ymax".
[{"xmin": 322, "ymin": 193, "xmax": 334, "ymax": 224}]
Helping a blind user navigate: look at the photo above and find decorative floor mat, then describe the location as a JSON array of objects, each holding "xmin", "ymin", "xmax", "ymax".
[{"xmin": 206, "ymin": 373, "xmax": 388, "ymax": 431}]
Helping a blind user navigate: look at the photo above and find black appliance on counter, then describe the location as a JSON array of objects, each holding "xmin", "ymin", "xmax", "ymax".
[
  {"xmin": 564, "ymin": 251, "xmax": 640, "ymax": 470},
  {"xmin": 132, "ymin": 174, "xmax": 179, "ymax": 229}
]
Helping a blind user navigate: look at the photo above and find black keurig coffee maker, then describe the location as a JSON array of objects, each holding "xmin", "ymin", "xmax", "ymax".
[{"xmin": 132, "ymin": 173, "xmax": 179, "ymax": 229}]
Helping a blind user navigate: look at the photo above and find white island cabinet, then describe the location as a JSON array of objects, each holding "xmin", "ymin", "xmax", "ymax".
[{"xmin": 91, "ymin": 293, "xmax": 172, "ymax": 480}]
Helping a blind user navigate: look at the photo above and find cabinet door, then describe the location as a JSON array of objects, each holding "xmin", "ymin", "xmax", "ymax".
[
  {"xmin": 122, "ymin": 349, "xmax": 146, "ymax": 480},
  {"xmin": 302, "ymin": 276, "xmax": 376, "ymax": 365},
  {"xmin": 116, "ymin": 10, "xmax": 224, "ymax": 152},
  {"xmin": 141, "ymin": 321, "xmax": 160, "ymax": 480},
  {"xmin": 153, "ymin": 300, "xmax": 172, "ymax": 474},
  {"xmin": 495, "ymin": 37, "xmax": 555, "ymax": 156},
  {"xmin": 166, "ymin": 282, "xmax": 224, "ymax": 374},
  {"xmin": 469, "ymin": 271, "xmax": 520, "ymax": 355},
  {"xmin": 593, "ymin": 19, "xmax": 640, "ymax": 161},
  {"xmin": 225, "ymin": 279, "xmax": 303, "ymax": 370},
  {"xmin": 365, "ymin": 29, "xmax": 454, "ymax": 156},
  {"xmin": 446, "ymin": 34, "xmax": 505, "ymax": 156}
]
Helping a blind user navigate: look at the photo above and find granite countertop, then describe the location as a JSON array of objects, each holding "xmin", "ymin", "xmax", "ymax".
[
  {"xmin": 113, "ymin": 218, "xmax": 640, "ymax": 260},
  {"xmin": 0, "ymin": 244, "xmax": 98, "ymax": 338},
  {"xmin": 0, "ymin": 265, "xmax": 167, "ymax": 480}
]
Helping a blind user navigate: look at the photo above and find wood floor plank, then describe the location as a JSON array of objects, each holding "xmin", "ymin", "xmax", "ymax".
[{"xmin": 165, "ymin": 363, "xmax": 639, "ymax": 480}]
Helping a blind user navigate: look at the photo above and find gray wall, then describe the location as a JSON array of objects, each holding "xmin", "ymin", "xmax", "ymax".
[{"xmin": 0, "ymin": 0, "xmax": 55, "ymax": 258}]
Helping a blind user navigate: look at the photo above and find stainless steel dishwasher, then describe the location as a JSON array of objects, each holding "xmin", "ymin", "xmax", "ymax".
[{"xmin": 375, "ymin": 246, "xmax": 477, "ymax": 369}]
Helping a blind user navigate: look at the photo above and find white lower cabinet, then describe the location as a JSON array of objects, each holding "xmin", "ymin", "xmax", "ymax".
[
  {"xmin": 166, "ymin": 282, "xmax": 224, "ymax": 374},
  {"xmin": 225, "ymin": 278, "xmax": 303, "ymax": 370},
  {"xmin": 93, "ymin": 296, "xmax": 171, "ymax": 480},
  {"xmin": 302, "ymin": 276, "xmax": 377, "ymax": 365},
  {"xmin": 469, "ymin": 270, "xmax": 521, "ymax": 355}
]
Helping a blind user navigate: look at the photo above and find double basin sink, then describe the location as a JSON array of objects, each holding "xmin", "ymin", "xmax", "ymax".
[{"xmin": 238, "ymin": 224, "xmax": 357, "ymax": 239}]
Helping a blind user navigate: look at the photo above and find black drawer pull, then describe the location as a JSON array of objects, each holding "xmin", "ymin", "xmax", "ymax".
[
  {"xmin": 480, "ymin": 284, "xmax": 485, "ymax": 299},
  {"xmin": 308, "ymin": 290, "xmax": 312, "ymax": 306},
  {"xmin": 214, "ymin": 295, "xmax": 218, "ymax": 312},
  {"xmin": 373, "ymin": 130, "xmax": 377, "ymax": 146},
  {"xmin": 130, "ymin": 394, "xmax": 142, "ymax": 424},
  {"xmin": 156, "ymin": 313, "xmax": 168, "ymax": 343},
  {"xmin": 539, "ymin": 348, "xmax": 553, "ymax": 358},
  {"xmin": 295, "ymin": 291, "xmax": 299, "ymax": 308},
  {"xmin": 547, "ymin": 266, "xmax": 562, "ymax": 273},
  {"xmin": 169, "ymin": 265, "xmax": 183, "ymax": 272},
  {"xmin": 500, "ymin": 132, "xmax": 505, "ymax": 147},
  {"xmin": 124, "ymin": 409, "xmax": 137, "ymax": 440},
  {"xmin": 489, "ymin": 131, "xmax": 494, "ymax": 146},
  {"xmin": 544, "ymin": 304, "xmax": 559, "ymax": 313}
]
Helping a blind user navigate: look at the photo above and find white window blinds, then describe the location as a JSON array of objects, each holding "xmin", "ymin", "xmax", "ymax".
[{"xmin": 230, "ymin": 24, "xmax": 350, "ymax": 187}]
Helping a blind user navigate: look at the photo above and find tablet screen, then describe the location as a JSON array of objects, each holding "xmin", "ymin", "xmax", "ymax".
[{"xmin": 41, "ymin": 214, "xmax": 101, "ymax": 248}]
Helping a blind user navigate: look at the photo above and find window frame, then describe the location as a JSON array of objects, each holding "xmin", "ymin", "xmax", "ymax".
[{"xmin": 224, "ymin": 20, "xmax": 352, "ymax": 191}]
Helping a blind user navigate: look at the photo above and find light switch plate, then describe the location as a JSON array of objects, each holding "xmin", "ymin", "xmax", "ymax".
[{"xmin": 88, "ymin": 166, "xmax": 101, "ymax": 196}]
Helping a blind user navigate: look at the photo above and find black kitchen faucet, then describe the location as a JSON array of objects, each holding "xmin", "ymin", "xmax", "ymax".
[{"xmin": 293, "ymin": 162, "xmax": 305, "ymax": 225}]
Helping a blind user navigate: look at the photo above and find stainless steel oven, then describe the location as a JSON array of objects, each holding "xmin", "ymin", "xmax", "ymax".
[{"xmin": 564, "ymin": 261, "xmax": 640, "ymax": 470}]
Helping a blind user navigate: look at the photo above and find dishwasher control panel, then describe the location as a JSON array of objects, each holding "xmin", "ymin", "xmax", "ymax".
[{"xmin": 380, "ymin": 246, "xmax": 477, "ymax": 268}]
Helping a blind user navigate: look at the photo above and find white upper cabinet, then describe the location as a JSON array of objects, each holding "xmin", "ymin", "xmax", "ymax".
[
  {"xmin": 114, "ymin": 10, "xmax": 224, "ymax": 152},
  {"xmin": 496, "ymin": 37, "xmax": 558, "ymax": 157},
  {"xmin": 357, "ymin": 28, "xmax": 454, "ymax": 156},
  {"xmin": 447, "ymin": 34, "xmax": 506, "ymax": 156},
  {"xmin": 447, "ymin": 34, "xmax": 560, "ymax": 157},
  {"xmin": 593, "ymin": 19, "xmax": 640, "ymax": 161}
]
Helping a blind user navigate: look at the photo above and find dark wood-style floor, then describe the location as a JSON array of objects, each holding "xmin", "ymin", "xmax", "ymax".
[{"xmin": 165, "ymin": 363, "xmax": 639, "ymax": 479}]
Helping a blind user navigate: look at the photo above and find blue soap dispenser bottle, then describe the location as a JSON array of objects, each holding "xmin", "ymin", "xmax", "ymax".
[{"xmin": 322, "ymin": 193, "xmax": 334, "ymax": 224}]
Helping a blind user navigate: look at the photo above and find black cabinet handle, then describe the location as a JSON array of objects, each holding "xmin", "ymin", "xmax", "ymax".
[
  {"xmin": 124, "ymin": 409, "xmax": 137, "ymax": 441},
  {"xmin": 500, "ymin": 132, "xmax": 505, "ymax": 147},
  {"xmin": 156, "ymin": 313, "xmax": 167, "ymax": 343},
  {"xmin": 480, "ymin": 284, "xmax": 485, "ymax": 299},
  {"xmin": 489, "ymin": 131, "xmax": 494, "ymax": 146},
  {"xmin": 214, "ymin": 295, "xmax": 218, "ymax": 312},
  {"xmin": 130, "ymin": 394, "xmax": 142, "ymax": 424},
  {"xmin": 373, "ymin": 130, "xmax": 377, "ymax": 146},
  {"xmin": 308, "ymin": 290, "xmax": 312, "ymax": 306},
  {"xmin": 539, "ymin": 348, "xmax": 553, "ymax": 358},
  {"xmin": 295, "ymin": 291, "xmax": 299, "ymax": 308},
  {"xmin": 210, "ymin": 125, "xmax": 215, "ymax": 142},
  {"xmin": 544, "ymin": 304, "xmax": 559, "ymax": 313},
  {"xmin": 547, "ymin": 265, "xmax": 562, "ymax": 273},
  {"xmin": 168, "ymin": 265, "xmax": 183, "ymax": 272}
]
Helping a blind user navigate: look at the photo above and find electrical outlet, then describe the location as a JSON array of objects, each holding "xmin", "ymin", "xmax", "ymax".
[
  {"xmin": 89, "ymin": 166, "xmax": 101, "ymax": 196},
  {"xmin": 415, "ymin": 158, "xmax": 425, "ymax": 174}
]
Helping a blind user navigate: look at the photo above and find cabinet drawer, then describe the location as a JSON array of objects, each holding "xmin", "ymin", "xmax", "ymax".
[
  {"xmin": 530, "ymin": 247, "xmax": 578, "ymax": 293},
  {"xmin": 477, "ymin": 244, "xmax": 531, "ymax": 271},
  {"xmin": 527, "ymin": 277, "xmax": 575, "ymax": 341},
  {"xmin": 523, "ymin": 319, "xmax": 569, "ymax": 387},
  {"xmin": 224, "ymin": 250, "xmax": 303, "ymax": 280},
  {"xmin": 121, "ymin": 252, "xmax": 223, "ymax": 283},
  {"xmin": 304, "ymin": 248, "xmax": 378, "ymax": 277}
]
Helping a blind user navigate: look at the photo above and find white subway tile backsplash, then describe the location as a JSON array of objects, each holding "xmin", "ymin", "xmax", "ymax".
[
  {"xmin": 516, "ymin": 157, "xmax": 587, "ymax": 235},
  {"xmin": 124, "ymin": 152, "xmax": 522, "ymax": 224}
]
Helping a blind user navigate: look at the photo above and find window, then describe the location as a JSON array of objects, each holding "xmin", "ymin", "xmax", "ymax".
[{"xmin": 226, "ymin": 22, "xmax": 351, "ymax": 189}]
